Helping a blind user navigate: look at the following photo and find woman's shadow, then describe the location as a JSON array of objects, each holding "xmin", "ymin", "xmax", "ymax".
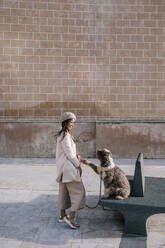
[{"xmin": 0, "ymin": 194, "xmax": 147, "ymax": 247}]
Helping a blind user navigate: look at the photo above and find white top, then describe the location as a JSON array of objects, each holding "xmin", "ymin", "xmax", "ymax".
[{"xmin": 56, "ymin": 132, "xmax": 81, "ymax": 183}]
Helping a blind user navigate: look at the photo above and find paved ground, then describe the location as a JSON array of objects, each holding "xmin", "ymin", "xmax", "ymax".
[{"xmin": 0, "ymin": 157, "xmax": 165, "ymax": 248}]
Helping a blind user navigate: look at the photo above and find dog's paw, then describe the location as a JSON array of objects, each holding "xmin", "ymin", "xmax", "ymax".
[
  {"xmin": 115, "ymin": 195, "xmax": 124, "ymax": 200},
  {"xmin": 102, "ymin": 194, "xmax": 109, "ymax": 199},
  {"xmin": 81, "ymin": 159, "xmax": 89, "ymax": 165}
]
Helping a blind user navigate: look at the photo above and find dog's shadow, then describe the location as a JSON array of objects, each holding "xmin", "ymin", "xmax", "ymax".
[{"xmin": 0, "ymin": 194, "xmax": 147, "ymax": 247}]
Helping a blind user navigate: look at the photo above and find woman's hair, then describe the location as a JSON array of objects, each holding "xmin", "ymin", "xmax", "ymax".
[
  {"xmin": 56, "ymin": 119, "xmax": 72, "ymax": 141},
  {"xmin": 56, "ymin": 118, "xmax": 76, "ymax": 142}
]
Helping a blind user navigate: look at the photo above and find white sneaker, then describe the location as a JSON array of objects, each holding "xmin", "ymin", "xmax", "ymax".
[
  {"xmin": 64, "ymin": 215, "xmax": 80, "ymax": 229},
  {"xmin": 58, "ymin": 215, "xmax": 69, "ymax": 223}
]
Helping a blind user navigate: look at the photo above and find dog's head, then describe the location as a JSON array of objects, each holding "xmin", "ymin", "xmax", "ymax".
[{"xmin": 96, "ymin": 148, "xmax": 112, "ymax": 166}]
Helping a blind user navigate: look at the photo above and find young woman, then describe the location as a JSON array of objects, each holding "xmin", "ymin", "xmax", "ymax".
[{"xmin": 56, "ymin": 112, "xmax": 86, "ymax": 229}]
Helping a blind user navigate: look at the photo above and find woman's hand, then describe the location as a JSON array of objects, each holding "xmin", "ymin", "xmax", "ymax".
[
  {"xmin": 76, "ymin": 154, "xmax": 81, "ymax": 161},
  {"xmin": 77, "ymin": 154, "xmax": 87, "ymax": 164}
]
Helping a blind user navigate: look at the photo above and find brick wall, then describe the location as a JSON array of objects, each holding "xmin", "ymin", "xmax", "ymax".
[{"xmin": 0, "ymin": 0, "xmax": 165, "ymax": 121}]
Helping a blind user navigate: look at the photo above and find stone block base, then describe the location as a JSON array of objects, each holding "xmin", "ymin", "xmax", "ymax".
[{"xmin": 0, "ymin": 121, "xmax": 165, "ymax": 158}]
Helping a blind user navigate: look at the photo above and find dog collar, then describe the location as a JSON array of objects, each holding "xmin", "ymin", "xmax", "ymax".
[
  {"xmin": 102, "ymin": 163, "xmax": 111, "ymax": 167},
  {"xmin": 102, "ymin": 162, "xmax": 115, "ymax": 168}
]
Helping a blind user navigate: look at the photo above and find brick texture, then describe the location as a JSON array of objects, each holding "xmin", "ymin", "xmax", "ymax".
[{"xmin": 0, "ymin": 0, "xmax": 165, "ymax": 120}]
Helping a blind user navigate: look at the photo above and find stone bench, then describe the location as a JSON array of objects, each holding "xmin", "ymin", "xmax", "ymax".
[{"xmin": 99, "ymin": 153, "xmax": 165, "ymax": 236}]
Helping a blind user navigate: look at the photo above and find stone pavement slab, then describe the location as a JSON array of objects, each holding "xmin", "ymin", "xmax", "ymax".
[{"xmin": 0, "ymin": 158, "xmax": 164, "ymax": 248}]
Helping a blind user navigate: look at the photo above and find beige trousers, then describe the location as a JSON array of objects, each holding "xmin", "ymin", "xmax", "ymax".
[{"xmin": 58, "ymin": 180, "xmax": 86, "ymax": 211}]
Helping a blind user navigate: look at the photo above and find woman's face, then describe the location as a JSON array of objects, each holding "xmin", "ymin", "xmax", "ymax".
[{"xmin": 66, "ymin": 119, "xmax": 75, "ymax": 131}]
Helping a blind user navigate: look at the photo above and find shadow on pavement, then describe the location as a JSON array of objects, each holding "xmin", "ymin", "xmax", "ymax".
[
  {"xmin": 0, "ymin": 194, "xmax": 147, "ymax": 247},
  {"xmin": 119, "ymin": 234, "xmax": 147, "ymax": 248}
]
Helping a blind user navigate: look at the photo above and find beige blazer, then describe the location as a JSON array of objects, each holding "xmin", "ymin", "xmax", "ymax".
[{"xmin": 56, "ymin": 132, "xmax": 81, "ymax": 183}]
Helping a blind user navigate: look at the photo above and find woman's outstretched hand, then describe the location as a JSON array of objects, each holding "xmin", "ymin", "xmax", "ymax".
[{"xmin": 76, "ymin": 154, "xmax": 90, "ymax": 165}]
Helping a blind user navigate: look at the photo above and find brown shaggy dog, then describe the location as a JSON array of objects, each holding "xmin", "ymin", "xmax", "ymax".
[{"xmin": 82, "ymin": 148, "xmax": 130, "ymax": 200}]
